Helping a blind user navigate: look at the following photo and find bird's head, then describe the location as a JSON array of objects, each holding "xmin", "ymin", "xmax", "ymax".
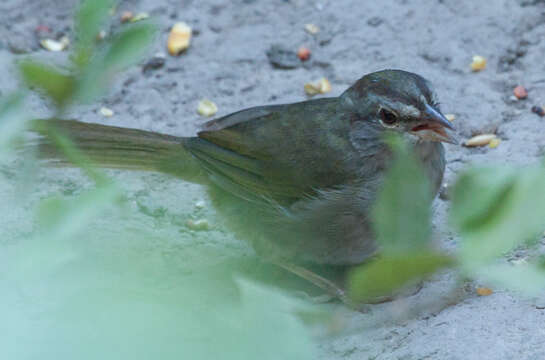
[{"xmin": 340, "ymin": 69, "xmax": 457, "ymax": 144}]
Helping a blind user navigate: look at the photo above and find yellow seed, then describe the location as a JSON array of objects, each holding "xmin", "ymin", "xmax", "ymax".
[
  {"xmin": 167, "ymin": 22, "xmax": 192, "ymax": 56},
  {"xmin": 470, "ymin": 55, "xmax": 487, "ymax": 72},
  {"xmin": 197, "ymin": 99, "xmax": 218, "ymax": 117},
  {"xmin": 304, "ymin": 23, "xmax": 320, "ymax": 35},
  {"xmin": 304, "ymin": 78, "xmax": 332, "ymax": 96},
  {"xmin": 463, "ymin": 134, "xmax": 497, "ymax": 147},
  {"xmin": 476, "ymin": 287, "xmax": 493, "ymax": 296},
  {"xmin": 445, "ymin": 114, "xmax": 456, "ymax": 122},
  {"xmin": 488, "ymin": 138, "xmax": 501, "ymax": 148}
]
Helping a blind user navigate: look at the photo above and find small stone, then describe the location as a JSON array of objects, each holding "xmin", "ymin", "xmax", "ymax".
[
  {"xmin": 367, "ymin": 17, "xmax": 383, "ymax": 27},
  {"xmin": 463, "ymin": 134, "xmax": 497, "ymax": 147},
  {"xmin": 40, "ymin": 36, "xmax": 69, "ymax": 52},
  {"xmin": 476, "ymin": 287, "xmax": 493, "ymax": 296},
  {"xmin": 266, "ymin": 44, "xmax": 301, "ymax": 69},
  {"xmin": 470, "ymin": 55, "xmax": 487, "ymax": 72},
  {"xmin": 186, "ymin": 219, "xmax": 210, "ymax": 231},
  {"xmin": 297, "ymin": 46, "xmax": 311, "ymax": 61},
  {"xmin": 304, "ymin": 78, "xmax": 331, "ymax": 96},
  {"xmin": 120, "ymin": 11, "xmax": 134, "ymax": 23},
  {"xmin": 304, "ymin": 23, "xmax": 320, "ymax": 35},
  {"xmin": 197, "ymin": 99, "xmax": 218, "ymax": 117},
  {"xmin": 513, "ymin": 85, "xmax": 528, "ymax": 99},
  {"xmin": 444, "ymin": 114, "xmax": 456, "ymax": 122},
  {"xmin": 531, "ymin": 105, "xmax": 545, "ymax": 117},
  {"xmin": 167, "ymin": 22, "xmax": 192, "ymax": 55},
  {"xmin": 99, "ymin": 106, "xmax": 114, "ymax": 117},
  {"xmin": 143, "ymin": 53, "xmax": 166, "ymax": 72}
]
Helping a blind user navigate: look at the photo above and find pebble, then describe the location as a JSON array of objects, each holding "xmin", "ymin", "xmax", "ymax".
[
  {"xmin": 120, "ymin": 11, "xmax": 134, "ymax": 23},
  {"xmin": 266, "ymin": 44, "xmax": 301, "ymax": 69},
  {"xmin": 531, "ymin": 105, "xmax": 545, "ymax": 117},
  {"xmin": 439, "ymin": 183, "xmax": 450, "ymax": 201},
  {"xmin": 143, "ymin": 53, "xmax": 166, "ymax": 72}
]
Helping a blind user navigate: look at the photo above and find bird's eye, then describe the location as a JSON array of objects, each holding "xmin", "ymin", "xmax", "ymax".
[{"xmin": 379, "ymin": 108, "xmax": 398, "ymax": 127}]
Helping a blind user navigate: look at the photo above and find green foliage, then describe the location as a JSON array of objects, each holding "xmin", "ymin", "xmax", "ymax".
[
  {"xmin": 372, "ymin": 135, "xmax": 432, "ymax": 252},
  {"xmin": 19, "ymin": 61, "xmax": 75, "ymax": 107},
  {"xmin": 349, "ymin": 251, "xmax": 453, "ymax": 302},
  {"xmin": 348, "ymin": 136, "xmax": 453, "ymax": 302}
]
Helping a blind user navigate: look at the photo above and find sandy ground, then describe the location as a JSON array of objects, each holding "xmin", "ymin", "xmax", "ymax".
[{"xmin": 2, "ymin": 0, "xmax": 545, "ymax": 359}]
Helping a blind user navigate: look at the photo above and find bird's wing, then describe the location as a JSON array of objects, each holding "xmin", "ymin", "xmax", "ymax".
[{"xmin": 184, "ymin": 98, "xmax": 355, "ymax": 203}]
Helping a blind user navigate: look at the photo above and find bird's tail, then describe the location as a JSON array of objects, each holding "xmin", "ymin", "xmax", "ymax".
[{"xmin": 28, "ymin": 119, "xmax": 205, "ymax": 184}]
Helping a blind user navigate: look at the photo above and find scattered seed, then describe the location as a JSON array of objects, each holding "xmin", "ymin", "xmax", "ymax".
[
  {"xmin": 531, "ymin": 105, "xmax": 545, "ymax": 117},
  {"xmin": 194, "ymin": 199, "xmax": 206, "ymax": 209},
  {"xmin": 197, "ymin": 99, "xmax": 218, "ymax": 117},
  {"xmin": 186, "ymin": 218, "xmax": 210, "ymax": 231},
  {"xmin": 131, "ymin": 12, "xmax": 149, "ymax": 22},
  {"xmin": 470, "ymin": 55, "xmax": 487, "ymax": 72},
  {"xmin": 40, "ymin": 36, "xmax": 69, "ymax": 52},
  {"xmin": 463, "ymin": 134, "xmax": 497, "ymax": 147},
  {"xmin": 120, "ymin": 11, "xmax": 133, "ymax": 23},
  {"xmin": 513, "ymin": 85, "xmax": 528, "ymax": 99},
  {"xmin": 167, "ymin": 22, "xmax": 192, "ymax": 56},
  {"xmin": 99, "ymin": 106, "xmax": 114, "ymax": 117},
  {"xmin": 304, "ymin": 23, "xmax": 320, "ymax": 35},
  {"xmin": 476, "ymin": 287, "xmax": 493, "ymax": 296},
  {"xmin": 297, "ymin": 46, "xmax": 311, "ymax": 61},
  {"xmin": 304, "ymin": 78, "xmax": 332, "ymax": 96},
  {"xmin": 488, "ymin": 138, "xmax": 501, "ymax": 148},
  {"xmin": 444, "ymin": 114, "xmax": 456, "ymax": 122}
]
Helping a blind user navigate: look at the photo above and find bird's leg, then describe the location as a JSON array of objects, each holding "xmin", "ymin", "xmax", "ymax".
[{"xmin": 272, "ymin": 260, "xmax": 354, "ymax": 307}]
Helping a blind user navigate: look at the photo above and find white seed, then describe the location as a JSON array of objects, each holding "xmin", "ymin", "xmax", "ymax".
[
  {"xmin": 131, "ymin": 12, "xmax": 149, "ymax": 22},
  {"xmin": 194, "ymin": 199, "xmax": 206, "ymax": 209},
  {"xmin": 444, "ymin": 113, "xmax": 456, "ymax": 122},
  {"xmin": 463, "ymin": 134, "xmax": 497, "ymax": 147},
  {"xmin": 186, "ymin": 219, "xmax": 210, "ymax": 231},
  {"xmin": 167, "ymin": 22, "xmax": 192, "ymax": 56},
  {"xmin": 197, "ymin": 99, "xmax": 218, "ymax": 117},
  {"xmin": 40, "ymin": 36, "xmax": 69, "ymax": 52},
  {"xmin": 470, "ymin": 55, "xmax": 487, "ymax": 72},
  {"xmin": 304, "ymin": 23, "xmax": 320, "ymax": 35},
  {"xmin": 99, "ymin": 106, "xmax": 114, "ymax": 117}
]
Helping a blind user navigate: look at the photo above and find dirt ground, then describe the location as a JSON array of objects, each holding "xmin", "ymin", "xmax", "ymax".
[{"xmin": 2, "ymin": 0, "xmax": 545, "ymax": 359}]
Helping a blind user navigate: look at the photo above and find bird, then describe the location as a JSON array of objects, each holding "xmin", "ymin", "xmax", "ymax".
[{"xmin": 32, "ymin": 69, "xmax": 456, "ymax": 304}]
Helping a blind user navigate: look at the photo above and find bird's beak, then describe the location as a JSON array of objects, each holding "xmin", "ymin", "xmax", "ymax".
[{"xmin": 410, "ymin": 104, "xmax": 458, "ymax": 144}]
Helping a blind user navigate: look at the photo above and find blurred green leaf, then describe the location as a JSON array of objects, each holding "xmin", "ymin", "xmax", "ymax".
[
  {"xmin": 75, "ymin": 23, "xmax": 155, "ymax": 102},
  {"xmin": 372, "ymin": 135, "xmax": 432, "ymax": 252},
  {"xmin": 0, "ymin": 93, "xmax": 27, "ymax": 151},
  {"xmin": 348, "ymin": 251, "xmax": 453, "ymax": 302},
  {"xmin": 37, "ymin": 182, "xmax": 120, "ymax": 241},
  {"xmin": 452, "ymin": 165, "xmax": 545, "ymax": 265},
  {"xmin": 73, "ymin": 0, "xmax": 114, "ymax": 68},
  {"xmin": 19, "ymin": 60, "xmax": 75, "ymax": 106},
  {"xmin": 477, "ymin": 262, "xmax": 545, "ymax": 295}
]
